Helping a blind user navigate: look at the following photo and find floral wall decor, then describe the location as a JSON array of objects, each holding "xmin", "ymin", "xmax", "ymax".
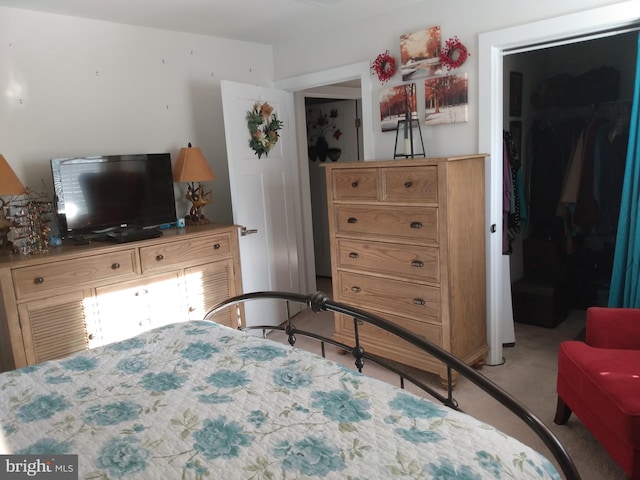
[
  {"xmin": 400, "ymin": 26, "xmax": 442, "ymax": 81},
  {"xmin": 440, "ymin": 36, "xmax": 469, "ymax": 71},
  {"xmin": 424, "ymin": 73, "xmax": 469, "ymax": 126},
  {"xmin": 307, "ymin": 107, "xmax": 343, "ymax": 162},
  {"xmin": 246, "ymin": 101, "xmax": 283, "ymax": 159},
  {"xmin": 371, "ymin": 50, "xmax": 397, "ymax": 84}
]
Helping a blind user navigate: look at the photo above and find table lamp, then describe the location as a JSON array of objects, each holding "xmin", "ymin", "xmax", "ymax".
[
  {"xmin": 172, "ymin": 143, "xmax": 216, "ymax": 225},
  {"xmin": 0, "ymin": 154, "xmax": 27, "ymax": 255}
]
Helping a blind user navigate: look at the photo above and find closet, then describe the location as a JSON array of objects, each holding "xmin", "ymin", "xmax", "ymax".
[{"xmin": 505, "ymin": 32, "xmax": 637, "ymax": 327}]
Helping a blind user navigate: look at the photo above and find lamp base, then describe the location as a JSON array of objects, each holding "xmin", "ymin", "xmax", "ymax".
[
  {"xmin": 186, "ymin": 212, "xmax": 210, "ymax": 226},
  {"xmin": 184, "ymin": 183, "xmax": 212, "ymax": 227}
]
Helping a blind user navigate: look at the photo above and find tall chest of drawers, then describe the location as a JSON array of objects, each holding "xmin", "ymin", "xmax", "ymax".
[{"xmin": 322, "ymin": 155, "xmax": 488, "ymax": 385}]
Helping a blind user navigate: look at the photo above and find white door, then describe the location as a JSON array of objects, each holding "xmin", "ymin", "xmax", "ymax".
[{"xmin": 221, "ymin": 80, "xmax": 302, "ymax": 329}]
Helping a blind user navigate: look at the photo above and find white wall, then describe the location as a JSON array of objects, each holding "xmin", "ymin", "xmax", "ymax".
[
  {"xmin": 273, "ymin": 0, "xmax": 629, "ymax": 160},
  {"xmin": 0, "ymin": 2, "xmax": 632, "ymax": 225},
  {"xmin": 0, "ymin": 7, "xmax": 274, "ymax": 224}
]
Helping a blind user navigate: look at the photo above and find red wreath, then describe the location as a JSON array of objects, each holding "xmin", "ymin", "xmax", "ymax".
[
  {"xmin": 440, "ymin": 36, "xmax": 469, "ymax": 71},
  {"xmin": 371, "ymin": 50, "xmax": 396, "ymax": 83}
]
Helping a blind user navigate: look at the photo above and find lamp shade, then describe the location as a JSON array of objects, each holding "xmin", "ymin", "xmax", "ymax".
[
  {"xmin": 173, "ymin": 144, "xmax": 216, "ymax": 182},
  {"xmin": 0, "ymin": 154, "xmax": 26, "ymax": 196}
]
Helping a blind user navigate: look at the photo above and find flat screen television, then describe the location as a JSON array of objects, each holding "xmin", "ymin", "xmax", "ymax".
[{"xmin": 51, "ymin": 153, "xmax": 177, "ymax": 241}]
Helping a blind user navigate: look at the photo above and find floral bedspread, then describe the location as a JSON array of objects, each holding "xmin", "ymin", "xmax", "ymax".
[{"xmin": 0, "ymin": 321, "xmax": 561, "ymax": 479}]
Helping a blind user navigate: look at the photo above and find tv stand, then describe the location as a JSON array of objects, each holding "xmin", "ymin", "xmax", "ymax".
[
  {"xmin": 106, "ymin": 228, "xmax": 162, "ymax": 243},
  {"xmin": 0, "ymin": 224, "xmax": 243, "ymax": 372}
]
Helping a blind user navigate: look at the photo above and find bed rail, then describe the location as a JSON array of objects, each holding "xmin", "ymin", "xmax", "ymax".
[{"xmin": 205, "ymin": 290, "xmax": 581, "ymax": 480}]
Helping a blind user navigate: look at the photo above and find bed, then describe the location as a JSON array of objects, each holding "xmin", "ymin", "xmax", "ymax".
[{"xmin": 0, "ymin": 290, "xmax": 580, "ymax": 479}]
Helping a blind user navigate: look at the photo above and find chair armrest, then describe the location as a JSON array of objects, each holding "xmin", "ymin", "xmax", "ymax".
[{"xmin": 586, "ymin": 306, "xmax": 640, "ymax": 349}]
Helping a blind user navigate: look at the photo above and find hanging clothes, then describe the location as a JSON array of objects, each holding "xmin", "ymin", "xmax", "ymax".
[{"xmin": 503, "ymin": 131, "xmax": 525, "ymax": 254}]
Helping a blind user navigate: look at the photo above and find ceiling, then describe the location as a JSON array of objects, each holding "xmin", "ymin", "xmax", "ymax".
[{"xmin": 0, "ymin": 0, "xmax": 423, "ymax": 45}]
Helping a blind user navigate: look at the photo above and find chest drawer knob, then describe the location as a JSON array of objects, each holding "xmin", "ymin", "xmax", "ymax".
[
  {"xmin": 88, "ymin": 333, "xmax": 95, "ymax": 340},
  {"xmin": 349, "ymin": 252, "xmax": 359, "ymax": 259},
  {"xmin": 413, "ymin": 298, "xmax": 426, "ymax": 306},
  {"xmin": 155, "ymin": 255, "xmax": 164, "ymax": 261},
  {"xmin": 411, "ymin": 260, "xmax": 424, "ymax": 268},
  {"xmin": 34, "ymin": 276, "xmax": 45, "ymax": 285},
  {"xmin": 347, "ymin": 217, "xmax": 358, "ymax": 224},
  {"xmin": 214, "ymin": 243, "xmax": 221, "ymax": 250},
  {"xmin": 111, "ymin": 262, "xmax": 121, "ymax": 270},
  {"xmin": 410, "ymin": 222, "xmax": 423, "ymax": 229},
  {"xmin": 351, "ymin": 181, "xmax": 359, "ymax": 188},
  {"xmin": 404, "ymin": 181, "xmax": 413, "ymax": 188},
  {"xmin": 351, "ymin": 286, "xmax": 361, "ymax": 293}
]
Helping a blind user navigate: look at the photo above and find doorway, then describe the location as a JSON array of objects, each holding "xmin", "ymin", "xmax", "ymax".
[
  {"xmin": 479, "ymin": 0, "xmax": 640, "ymax": 365},
  {"xmin": 504, "ymin": 32, "xmax": 636, "ymax": 328},
  {"xmin": 274, "ymin": 61, "xmax": 373, "ymax": 293},
  {"xmin": 303, "ymin": 96, "xmax": 363, "ymax": 277}
]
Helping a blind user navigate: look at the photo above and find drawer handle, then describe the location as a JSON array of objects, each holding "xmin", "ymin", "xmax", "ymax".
[
  {"xmin": 411, "ymin": 260, "xmax": 424, "ymax": 268},
  {"xmin": 351, "ymin": 181, "xmax": 359, "ymax": 188},
  {"xmin": 404, "ymin": 181, "xmax": 413, "ymax": 188},
  {"xmin": 34, "ymin": 276, "xmax": 44, "ymax": 285},
  {"xmin": 349, "ymin": 252, "xmax": 359, "ymax": 259},
  {"xmin": 214, "ymin": 243, "xmax": 221, "ymax": 250},
  {"xmin": 410, "ymin": 222, "xmax": 423, "ymax": 229},
  {"xmin": 351, "ymin": 286, "xmax": 361, "ymax": 293},
  {"xmin": 88, "ymin": 333, "xmax": 95, "ymax": 340},
  {"xmin": 188, "ymin": 306, "xmax": 196, "ymax": 313},
  {"xmin": 155, "ymin": 255, "xmax": 164, "ymax": 261},
  {"xmin": 413, "ymin": 298, "xmax": 426, "ymax": 305},
  {"xmin": 111, "ymin": 262, "xmax": 120, "ymax": 270},
  {"xmin": 347, "ymin": 217, "xmax": 358, "ymax": 224}
]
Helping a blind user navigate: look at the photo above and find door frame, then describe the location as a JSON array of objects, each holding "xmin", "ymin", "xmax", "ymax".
[
  {"xmin": 479, "ymin": 0, "xmax": 640, "ymax": 365},
  {"xmin": 275, "ymin": 61, "xmax": 374, "ymax": 292}
]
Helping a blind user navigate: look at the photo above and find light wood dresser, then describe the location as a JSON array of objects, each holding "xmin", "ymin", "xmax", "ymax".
[
  {"xmin": 322, "ymin": 155, "xmax": 487, "ymax": 386},
  {"xmin": 0, "ymin": 224, "xmax": 243, "ymax": 372}
]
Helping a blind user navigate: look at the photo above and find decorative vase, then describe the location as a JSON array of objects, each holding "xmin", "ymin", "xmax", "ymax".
[
  {"xmin": 316, "ymin": 136, "xmax": 329, "ymax": 162},
  {"xmin": 327, "ymin": 148, "xmax": 342, "ymax": 162}
]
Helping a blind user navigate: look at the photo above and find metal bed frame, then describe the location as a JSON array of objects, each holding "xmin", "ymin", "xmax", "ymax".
[{"xmin": 205, "ymin": 290, "xmax": 581, "ymax": 480}]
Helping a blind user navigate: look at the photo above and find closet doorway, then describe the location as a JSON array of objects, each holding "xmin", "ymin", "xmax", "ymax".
[
  {"xmin": 479, "ymin": 1, "xmax": 640, "ymax": 365},
  {"xmin": 504, "ymin": 31, "xmax": 637, "ymax": 328}
]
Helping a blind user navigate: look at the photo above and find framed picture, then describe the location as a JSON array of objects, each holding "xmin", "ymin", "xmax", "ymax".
[
  {"xmin": 400, "ymin": 26, "xmax": 442, "ymax": 81},
  {"xmin": 424, "ymin": 73, "xmax": 468, "ymax": 126},
  {"xmin": 509, "ymin": 71, "xmax": 523, "ymax": 117},
  {"xmin": 379, "ymin": 84, "xmax": 417, "ymax": 132}
]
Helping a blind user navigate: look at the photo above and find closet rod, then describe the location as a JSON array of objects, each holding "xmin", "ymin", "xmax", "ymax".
[{"xmin": 504, "ymin": 24, "xmax": 640, "ymax": 56}]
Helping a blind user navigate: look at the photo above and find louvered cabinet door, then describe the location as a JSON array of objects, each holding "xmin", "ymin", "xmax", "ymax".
[
  {"xmin": 184, "ymin": 259, "xmax": 239, "ymax": 328},
  {"xmin": 17, "ymin": 290, "xmax": 96, "ymax": 365}
]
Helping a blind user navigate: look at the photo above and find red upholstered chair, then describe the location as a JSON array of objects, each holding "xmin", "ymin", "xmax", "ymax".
[{"xmin": 555, "ymin": 307, "xmax": 640, "ymax": 479}]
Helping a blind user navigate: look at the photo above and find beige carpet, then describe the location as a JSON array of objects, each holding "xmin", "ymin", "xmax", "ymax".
[{"xmin": 266, "ymin": 305, "xmax": 627, "ymax": 480}]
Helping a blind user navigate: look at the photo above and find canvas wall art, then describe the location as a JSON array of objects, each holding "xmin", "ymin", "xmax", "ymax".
[
  {"xmin": 379, "ymin": 83, "xmax": 417, "ymax": 132},
  {"xmin": 424, "ymin": 73, "xmax": 469, "ymax": 126},
  {"xmin": 400, "ymin": 26, "xmax": 442, "ymax": 81}
]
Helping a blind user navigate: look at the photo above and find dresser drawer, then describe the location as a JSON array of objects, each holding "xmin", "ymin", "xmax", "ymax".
[
  {"xmin": 336, "ymin": 271, "xmax": 440, "ymax": 321},
  {"xmin": 336, "ymin": 310, "xmax": 441, "ymax": 348},
  {"xmin": 13, "ymin": 250, "xmax": 137, "ymax": 299},
  {"xmin": 335, "ymin": 205, "xmax": 438, "ymax": 243},
  {"xmin": 140, "ymin": 233, "xmax": 230, "ymax": 273},
  {"xmin": 332, "ymin": 168, "xmax": 378, "ymax": 200},
  {"xmin": 382, "ymin": 166, "xmax": 437, "ymax": 203},
  {"xmin": 337, "ymin": 238, "xmax": 439, "ymax": 283}
]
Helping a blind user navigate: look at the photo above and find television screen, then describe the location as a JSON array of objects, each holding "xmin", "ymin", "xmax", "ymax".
[{"xmin": 51, "ymin": 153, "xmax": 177, "ymax": 239}]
